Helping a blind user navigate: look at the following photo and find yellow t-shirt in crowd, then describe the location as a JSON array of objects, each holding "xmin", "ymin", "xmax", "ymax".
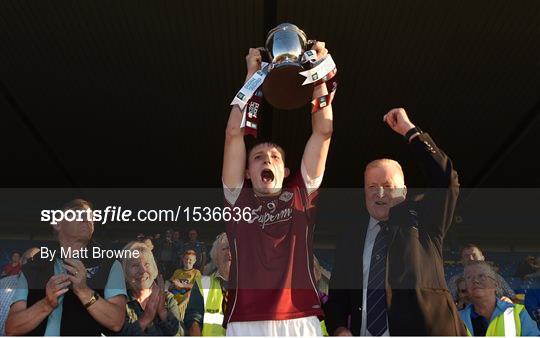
[{"xmin": 169, "ymin": 268, "xmax": 202, "ymax": 304}]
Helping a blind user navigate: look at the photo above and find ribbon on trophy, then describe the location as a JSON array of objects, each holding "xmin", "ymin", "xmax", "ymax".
[
  {"xmin": 230, "ymin": 52, "xmax": 337, "ymax": 136},
  {"xmin": 231, "ymin": 63, "xmax": 269, "ymax": 137},
  {"xmin": 298, "ymin": 52, "xmax": 338, "ymax": 113},
  {"xmin": 240, "ymin": 89, "xmax": 263, "ymax": 137},
  {"xmin": 311, "ymin": 75, "xmax": 337, "ymax": 113},
  {"xmin": 299, "ymin": 53, "xmax": 336, "ymax": 85}
]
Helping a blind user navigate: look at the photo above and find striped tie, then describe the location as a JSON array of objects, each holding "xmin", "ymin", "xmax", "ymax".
[{"xmin": 366, "ymin": 222, "xmax": 389, "ymax": 336}]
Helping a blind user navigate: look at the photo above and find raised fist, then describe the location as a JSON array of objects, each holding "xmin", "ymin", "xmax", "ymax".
[
  {"xmin": 383, "ymin": 108, "xmax": 416, "ymax": 137},
  {"xmin": 245, "ymin": 48, "xmax": 262, "ymax": 77},
  {"xmin": 311, "ymin": 41, "xmax": 328, "ymax": 61}
]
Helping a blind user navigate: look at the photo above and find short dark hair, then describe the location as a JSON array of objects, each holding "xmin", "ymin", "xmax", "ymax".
[
  {"xmin": 246, "ymin": 139, "xmax": 286, "ymax": 165},
  {"xmin": 461, "ymin": 243, "xmax": 482, "ymax": 255},
  {"xmin": 62, "ymin": 198, "xmax": 93, "ymax": 211}
]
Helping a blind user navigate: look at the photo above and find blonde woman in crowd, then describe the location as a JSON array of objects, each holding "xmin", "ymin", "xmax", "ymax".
[{"xmin": 120, "ymin": 241, "xmax": 184, "ymax": 336}]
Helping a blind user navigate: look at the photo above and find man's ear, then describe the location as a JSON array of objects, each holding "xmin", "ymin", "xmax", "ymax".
[
  {"xmin": 402, "ymin": 185, "xmax": 407, "ymax": 199},
  {"xmin": 245, "ymin": 169, "xmax": 251, "ymax": 180},
  {"xmin": 284, "ymin": 167, "xmax": 290, "ymax": 178}
]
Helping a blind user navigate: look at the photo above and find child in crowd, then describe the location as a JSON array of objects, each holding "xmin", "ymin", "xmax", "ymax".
[{"xmin": 169, "ymin": 250, "xmax": 202, "ymax": 318}]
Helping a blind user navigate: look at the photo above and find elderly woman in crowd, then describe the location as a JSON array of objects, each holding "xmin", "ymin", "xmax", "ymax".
[
  {"xmin": 184, "ymin": 232, "xmax": 231, "ymax": 336},
  {"xmin": 459, "ymin": 261, "xmax": 539, "ymax": 336},
  {"xmin": 120, "ymin": 241, "xmax": 184, "ymax": 336}
]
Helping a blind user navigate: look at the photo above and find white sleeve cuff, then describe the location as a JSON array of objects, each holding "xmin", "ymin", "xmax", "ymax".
[
  {"xmin": 301, "ymin": 161, "xmax": 323, "ymax": 195},
  {"xmin": 222, "ymin": 179, "xmax": 244, "ymax": 205}
]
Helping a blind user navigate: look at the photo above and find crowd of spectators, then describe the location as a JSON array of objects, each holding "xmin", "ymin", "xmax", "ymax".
[
  {"xmin": 135, "ymin": 228, "xmax": 207, "ymax": 279},
  {"xmin": 0, "ymin": 198, "xmax": 539, "ymax": 336},
  {"xmin": 0, "ymin": 198, "xmax": 217, "ymax": 336},
  {"xmin": 446, "ymin": 244, "xmax": 516, "ymax": 302}
]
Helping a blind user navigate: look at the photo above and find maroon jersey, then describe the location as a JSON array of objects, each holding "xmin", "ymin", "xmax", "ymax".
[{"xmin": 223, "ymin": 171, "xmax": 323, "ymax": 324}]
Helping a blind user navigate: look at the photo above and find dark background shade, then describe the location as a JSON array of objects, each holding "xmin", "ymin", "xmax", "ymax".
[{"xmin": 0, "ymin": 0, "xmax": 539, "ymax": 248}]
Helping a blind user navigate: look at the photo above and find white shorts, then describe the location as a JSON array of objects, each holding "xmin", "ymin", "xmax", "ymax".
[{"xmin": 226, "ymin": 316, "xmax": 322, "ymax": 336}]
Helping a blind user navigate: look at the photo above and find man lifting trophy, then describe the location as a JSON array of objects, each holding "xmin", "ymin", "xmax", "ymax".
[
  {"xmin": 223, "ymin": 23, "xmax": 335, "ymax": 336},
  {"xmin": 231, "ymin": 23, "xmax": 337, "ymax": 136}
]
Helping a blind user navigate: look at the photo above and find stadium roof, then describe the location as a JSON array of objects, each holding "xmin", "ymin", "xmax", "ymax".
[{"xmin": 1, "ymin": 0, "xmax": 539, "ymax": 246}]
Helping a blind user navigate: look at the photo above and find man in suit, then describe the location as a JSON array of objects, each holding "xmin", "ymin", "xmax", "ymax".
[{"xmin": 324, "ymin": 108, "xmax": 466, "ymax": 336}]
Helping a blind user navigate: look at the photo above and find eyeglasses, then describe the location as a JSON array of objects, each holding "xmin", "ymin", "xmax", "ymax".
[{"xmin": 465, "ymin": 274, "xmax": 496, "ymax": 284}]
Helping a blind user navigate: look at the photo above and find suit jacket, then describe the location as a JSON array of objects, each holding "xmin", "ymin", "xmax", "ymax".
[{"xmin": 324, "ymin": 133, "xmax": 467, "ymax": 336}]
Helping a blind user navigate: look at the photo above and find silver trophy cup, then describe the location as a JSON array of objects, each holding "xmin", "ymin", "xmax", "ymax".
[{"xmin": 262, "ymin": 23, "xmax": 314, "ymax": 110}]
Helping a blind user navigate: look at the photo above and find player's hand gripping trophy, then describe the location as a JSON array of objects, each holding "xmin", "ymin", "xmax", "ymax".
[{"xmin": 231, "ymin": 23, "xmax": 337, "ymax": 137}]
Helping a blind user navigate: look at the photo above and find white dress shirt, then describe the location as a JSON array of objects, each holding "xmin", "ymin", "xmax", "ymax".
[{"xmin": 360, "ymin": 217, "xmax": 390, "ymax": 336}]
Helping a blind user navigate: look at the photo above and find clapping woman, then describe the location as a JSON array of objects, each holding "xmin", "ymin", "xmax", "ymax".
[{"xmin": 120, "ymin": 241, "xmax": 184, "ymax": 336}]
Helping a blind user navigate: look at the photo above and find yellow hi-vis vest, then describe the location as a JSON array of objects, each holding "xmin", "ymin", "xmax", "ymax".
[
  {"xmin": 200, "ymin": 274, "xmax": 226, "ymax": 336},
  {"xmin": 466, "ymin": 304, "xmax": 524, "ymax": 336},
  {"xmin": 320, "ymin": 319, "xmax": 329, "ymax": 336}
]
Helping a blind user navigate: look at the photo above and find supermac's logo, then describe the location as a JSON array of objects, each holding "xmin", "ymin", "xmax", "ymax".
[
  {"xmin": 311, "ymin": 73, "xmax": 319, "ymax": 81},
  {"xmin": 236, "ymin": 92, "xmax": 245, "ymax": 100},
  {"xmin": 249, "ymin": 205, "xmax": 293, "ymax": 229}
]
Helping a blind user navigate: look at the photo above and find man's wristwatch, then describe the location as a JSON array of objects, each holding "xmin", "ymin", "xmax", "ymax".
[
  {"xmin": 84, "ymin": 291, "xmax": 100, "ymax": 308},
  {"xmin": 404, "ymin": 126, "xmax": 422, "ymax": 142}
]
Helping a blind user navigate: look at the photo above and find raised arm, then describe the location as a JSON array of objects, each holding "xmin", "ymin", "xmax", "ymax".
[
  {"xmin": 384, "ymin": 108, "xmax": 459, "ymax": 237},
  {"xmin": 222, "ymin": 48, "xmax": 262, "ymax": 189},
  {"xmin": 383, "ymin": 108, "xmax": 458, "ymax": 189},
  {"xmin": 302, "ymin": 42, "xmax": 334, "ymax": 180}
]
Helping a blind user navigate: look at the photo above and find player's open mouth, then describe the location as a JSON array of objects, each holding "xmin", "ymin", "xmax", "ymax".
[
  {"xmin": 261, "ymin": 169, "xmax": 274, "ymax": 183},
  {"xmin": 375, "ymin": 201, "xmax": 387, "ymax": 206}
]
